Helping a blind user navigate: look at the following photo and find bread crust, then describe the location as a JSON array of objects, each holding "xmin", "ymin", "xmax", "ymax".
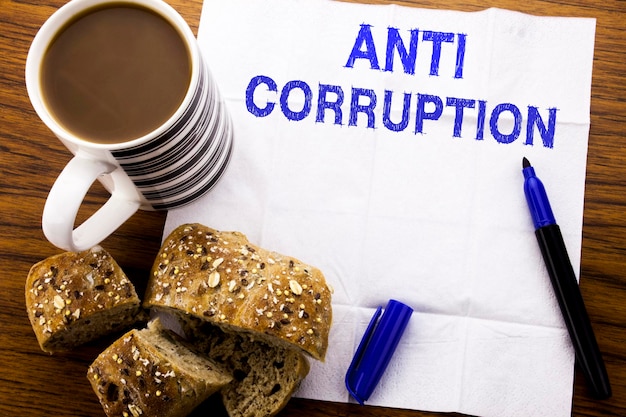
[
  {"xmin": 143, "ymin": 223, "xmax": 332, "ymax": 361},
  {"xmin": 25, "ymin": 246, "xmax": 142, "ymax": 353}
]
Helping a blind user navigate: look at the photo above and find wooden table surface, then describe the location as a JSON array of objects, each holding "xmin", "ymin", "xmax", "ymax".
[{"xmin": 1, "ymin": 0, "xmax": 625, "ymax": 416}]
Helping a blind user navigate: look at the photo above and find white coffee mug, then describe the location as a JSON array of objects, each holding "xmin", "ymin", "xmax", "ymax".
[{"xmin": 26, "ymin": 0, "xmax": 233, "ymax": 252}]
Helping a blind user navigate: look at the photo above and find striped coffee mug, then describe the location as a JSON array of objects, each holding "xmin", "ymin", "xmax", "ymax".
[{"xmin": 26, "ymin": 0, "xmax": 233, "ymax": 252}]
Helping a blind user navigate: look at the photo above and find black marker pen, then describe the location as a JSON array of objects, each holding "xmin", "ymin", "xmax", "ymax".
[{"xmin": 522, "ymin": 157, "xmax": 611, "ymax": 399}]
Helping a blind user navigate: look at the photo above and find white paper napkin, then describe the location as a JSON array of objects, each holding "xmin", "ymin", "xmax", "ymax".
[{"xmin": 164, "ymin": 1, "xmax": 596, "ymax": 416}]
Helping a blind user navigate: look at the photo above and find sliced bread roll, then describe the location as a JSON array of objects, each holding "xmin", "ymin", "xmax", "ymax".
[
  {"xmin": 87, "ymin": 318, "xmax": 232, "ymax": 417},
  {"xmin": 143, "ymin": 223, "xmax": 332, "ymax": 361},
  {"xmin": 175, "ymin": 313, "xmax": 310, "ymax": 417},
  {"xmin": 218, "ymin": 334, "xmax": 310, "ymax": 417},
  {"xmin": 25, "ymin": 246, "xmax": 143, "ymax": 353}
]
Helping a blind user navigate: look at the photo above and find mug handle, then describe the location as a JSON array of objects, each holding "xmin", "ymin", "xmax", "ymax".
[{"xmin": 42, "ymin": 155, "xmax": 141, "ymax": 252}]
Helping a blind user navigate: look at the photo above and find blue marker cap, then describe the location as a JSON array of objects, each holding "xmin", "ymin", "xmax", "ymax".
[{"xmin": 345, "ymin": 299, "xmax": 413, "ymax": 405}]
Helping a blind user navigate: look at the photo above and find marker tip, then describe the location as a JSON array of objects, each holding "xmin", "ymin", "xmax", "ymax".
[{"xmin": 522, "ymin": 157, "xmax": 531, "ymax": 169}]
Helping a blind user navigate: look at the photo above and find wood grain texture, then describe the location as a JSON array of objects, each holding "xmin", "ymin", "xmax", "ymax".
[{"xmin": 1, "ymin": 0, "xmax": 624, "ymax": 416}]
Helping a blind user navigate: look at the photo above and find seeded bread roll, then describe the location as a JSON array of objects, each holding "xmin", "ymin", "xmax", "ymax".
[
  {"xmin": 88, "ymin": 318, "xmax": 232, "ymax": 417},
  {"xmin": 25, "ymin": 246, "xmax": 143, "ymax": 353},
  {"xmin": 143, "ymin": 223, "xmax": 332, "ymax": 361},
  {"xmin": 175, "ymin": 313, "xmax": 310, "ymax": 417}
]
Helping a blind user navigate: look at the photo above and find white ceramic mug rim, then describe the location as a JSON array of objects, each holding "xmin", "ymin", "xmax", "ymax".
[{"xmin": 25, "ymin": 0, "xmax": 200, "ymax": 151}]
